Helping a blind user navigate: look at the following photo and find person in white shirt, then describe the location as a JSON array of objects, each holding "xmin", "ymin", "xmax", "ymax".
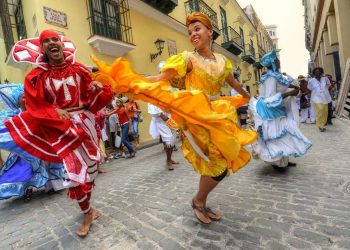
[
  {"xmin": 148, "ymin": 103, "xmax": 178, "ymax": 170},
  {"xmin": 307, "ymin": 67, "xmax": 332, "ymax": 132}
]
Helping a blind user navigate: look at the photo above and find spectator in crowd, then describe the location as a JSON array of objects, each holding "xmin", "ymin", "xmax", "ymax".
[
  {"xmin": 308, "ymin": 67, "xmax": 332, "ymax": 132},
  {"xmin": 325, "ymin": 74, "xmax": 337, "ymax": 125},
  {"xmin": 115, "ymin": 99, "xmax": 136, "ymax": 158},
  {"xmin": 125, "ymin": 98, "xmax": 142, "ymax": 148},
  {"xmin": 299, "ymin": 77, "xmax": 312, "ymax": 123}
]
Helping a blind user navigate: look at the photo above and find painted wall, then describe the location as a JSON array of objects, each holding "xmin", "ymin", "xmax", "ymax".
[{"xmin": 0, "ymin": 0, "xmax": 272, "ymax": 142}]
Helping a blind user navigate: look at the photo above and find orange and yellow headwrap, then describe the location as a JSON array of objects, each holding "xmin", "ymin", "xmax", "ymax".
[{"xmin": 186, "ymin": 12, "xmax": 213, "ymax": 30}]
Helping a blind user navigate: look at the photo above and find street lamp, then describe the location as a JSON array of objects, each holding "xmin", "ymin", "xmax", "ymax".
[
  {"xmin": 242, "ymin": 72, "xmax": 252, "ymax": 83},
  {"xmin": 233, "ymin": 66, "xmax": 241, "ymax": 80},
  {"xmin": 150, "ymin": 38, "xmax": 165, "ymax": 62}
]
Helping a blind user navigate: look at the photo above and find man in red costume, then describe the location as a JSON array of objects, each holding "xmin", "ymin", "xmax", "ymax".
[{"xmin": 6, "ymin": 30, "xmax": 113, "ymax": 236}]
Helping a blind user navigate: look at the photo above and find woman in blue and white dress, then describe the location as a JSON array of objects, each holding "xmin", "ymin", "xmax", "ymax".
[
  {"xmin": 0, "ymin": 84, "xmax": 65, "ymax": 200},
  {"xmin": 250, "ymin": 50, "xmax": 312, "ymax": 168}
]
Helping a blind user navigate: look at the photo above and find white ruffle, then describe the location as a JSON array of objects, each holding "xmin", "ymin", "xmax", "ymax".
[{"xmin": 250, "ymin": 98, "xmax": 312, "ymax": 163}]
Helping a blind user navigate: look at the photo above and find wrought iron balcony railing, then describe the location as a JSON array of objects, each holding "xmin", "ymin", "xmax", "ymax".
[
  {"xmin": 221, "ymin": 26, "xmax": 244, "ymax": 55},
  {"xmin": 242, "ymin": 43, "xmax": 256, "ymax": 64},
  {"xmin": 258, "ymin": 43, "xmax": 265, "ymax": 57},
  {"xmin": 245, "ymin": 43, "xmax": 255, "ymax": 57},
  {"xmin": 184, "ymin": 0, "xmax": 219, "ymax": 39},
  {"xmin": 141, "ymin": 0, "xmax": 178, "ymax": 15},
  {"xmin": 87, "ymin": 0, "xmax": 133, "ymax": 44}
]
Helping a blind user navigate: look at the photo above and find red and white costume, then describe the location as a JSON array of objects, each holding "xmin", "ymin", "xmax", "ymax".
[{"xmin": 5, "ymin": 31, "xmax": 113, "ymax": 212}]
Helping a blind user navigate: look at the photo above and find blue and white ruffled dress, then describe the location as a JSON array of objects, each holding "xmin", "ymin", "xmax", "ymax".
[
  {"xmin": 249, "ymin": 72, "xmax": 312, "ymax": 167},
  {"xmin": 0, "ymin": 85, "xmax": 66, "ymax": 200}
]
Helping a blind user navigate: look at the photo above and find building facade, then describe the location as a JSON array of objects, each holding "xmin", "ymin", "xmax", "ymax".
[
  {"xmin": 303, "ymin": 0, "xmax": 350, "ymax": 82},
  {"xmin": 0, "ymin": 0, "xmax": 273, "ymax": 142},
  {"xmin": 265, "ymin": 24, "xmax": 279, "ymax": 52},
  {"xmin": 242, "ymin": 4, "xmax": 274, "ymax": 85}
]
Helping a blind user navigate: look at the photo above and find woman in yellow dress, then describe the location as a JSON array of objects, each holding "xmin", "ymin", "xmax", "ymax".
[{"xmin": 93, "ymin": 12, "xmax": 257, "ymax": 224}]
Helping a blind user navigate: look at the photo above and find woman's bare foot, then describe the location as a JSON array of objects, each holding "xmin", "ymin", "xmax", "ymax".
[
  {"xmin": 204, "ymin": 207, "xmax": 221, "ymax": 221},
  {"xmin": 170, "ymin": 160, "xmax": 179, "ymax": 164},
  {"xmin": 191, "ymin": 199, "xmax": 211, "ymax": 224}
]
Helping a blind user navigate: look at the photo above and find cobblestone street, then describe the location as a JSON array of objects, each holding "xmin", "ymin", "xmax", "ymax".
[{"xmin": 1, "ymin": 118, "xmax": 350, "ymax": 250}]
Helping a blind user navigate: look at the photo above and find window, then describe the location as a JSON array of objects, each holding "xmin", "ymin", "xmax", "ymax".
[
  {"xmin": 0, "ymin": 0, "xmax": 27, "ymax": 56},
  {"xmin": 220, "ymin": 6, "xmax": 228, "ymax": 42},
  {"xmin": 88, "ymin": 0, "xmax": 122, "ymax": 40},
  {"xmin": 254, "ymin": 70, "xmax": 258, "ymax": 82},
  {"xmin": 239, "ymin": 27, "xmax": 244, "ymax": 51},
  {"xmin": 249, "ymin": 39, "xmax": 254, "ymax": 55}
]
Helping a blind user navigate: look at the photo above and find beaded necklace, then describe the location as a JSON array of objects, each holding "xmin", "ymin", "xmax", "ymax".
[{"xmin": 194, "ymin": 50, "xmax": 216, "ymax": 63}]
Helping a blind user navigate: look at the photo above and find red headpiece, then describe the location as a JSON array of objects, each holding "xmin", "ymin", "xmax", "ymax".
[
  {"xmin": 12, "ymin": 31, "xmax": 77, "ymax": 70},
  {"xmin": 39, "ymin": 29, "xmax": 60, "ymax": 45}
]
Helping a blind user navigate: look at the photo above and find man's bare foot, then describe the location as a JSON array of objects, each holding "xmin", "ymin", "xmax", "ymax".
[
  {"xmin": 92, "ymin": 209, "xmax": 101, "ymax": 220},
  {"xmin": 166, "ymin": 161, "xmax": 174, "ymax": 171},
  {"xmin": 76, "ymin": 210, "xmax": 94, "ymax": 237},
  {"xmin": 76, "ymin": 208, "xmax": 101, "ymax": 237}
]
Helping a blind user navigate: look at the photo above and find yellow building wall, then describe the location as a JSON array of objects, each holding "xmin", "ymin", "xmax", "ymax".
[
  {"xmin": 0, "ymin": 0, "xmax": 271, "ymax": 142},
  {"xmin": 124, "ymin": 9, "xmax": 191, "ymax": 141}
]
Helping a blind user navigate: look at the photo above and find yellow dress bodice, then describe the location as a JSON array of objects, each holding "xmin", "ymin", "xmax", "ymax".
[{"xmin": 161, "ymin": 51, "xmax": 232, "ymax": 96}]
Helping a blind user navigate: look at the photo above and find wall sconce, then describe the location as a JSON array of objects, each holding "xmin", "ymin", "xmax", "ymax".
[
  {"xmin": 242, "ymin": 72, "xmax": 252, "ymax": 83},
  {"xmin": 233, "ymin": 66, "xmax": 241, "ymax": 80},
  {"xmin": 4, "ymin": 78, "xmax": 9, "ymax": 84},
  {"xmin": 150, "ymin": 38, "xmax": 165, "ymax": 62}
]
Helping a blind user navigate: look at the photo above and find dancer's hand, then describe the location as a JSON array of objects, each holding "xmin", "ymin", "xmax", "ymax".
[
  {"xmin": 56, "ymin": 108, "xmax": 71, "ymax": 120},
  {"xmin": 91, "ymin": 81, "xmax": 103, "ymax": 91}
]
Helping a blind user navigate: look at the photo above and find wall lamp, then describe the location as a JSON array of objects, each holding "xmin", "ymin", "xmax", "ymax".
[
  {"xmin": 242, "ymin": 72, "xmax": 252, "ymax": 83},
  {"xmin": 150, "ymin": 38, "xmax": 165, "ymax": 62}
]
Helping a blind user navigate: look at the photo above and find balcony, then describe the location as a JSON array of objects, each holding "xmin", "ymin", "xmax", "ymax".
[
  {"xmin": 258, "ymin": 44, "xmax": 265, "ymax": 58},
  {"xmin": 184, "ymin": 0, "xmax": 220, "ymax": 40},
  {"xmin": 87, "ymin": 0, "xmax": 135, "ymax": 57},
  {"xmin": 242, "ymin": 44, "xmax": 256, "ymax": 64},
  {"xmin": 141, "ymin": 0, "xmax": 178, "ymax": 15},
  {"xmin": 221, "ymin": 26, "xmax": 243, "ymax": 56},
  {"xmin": 253, "ymin": 61, "xmax": 263, "ymax": 69}
]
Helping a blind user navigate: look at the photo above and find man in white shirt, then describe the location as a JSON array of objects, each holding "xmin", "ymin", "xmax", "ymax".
[{"xmin": 307, "ymin": 67, "xmax": 332, "ymax": 132}]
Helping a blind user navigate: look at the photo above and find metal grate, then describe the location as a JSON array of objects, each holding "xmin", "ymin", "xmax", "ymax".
[
  {"xmin": 184, "ymin": 0, "xmax": 218, "ymax": 29},
  {"xmin": 0, "ymin": 0, "xmax": 27, "ymax": 56},
  {"xmin": 222, "ymin": 26, "xmax": 242, "ymax": 48},
  {"xmin": 245, "ymin": 43, "xmax": 255, "ymax": 57},
  {"xmin": 87, "ymin": 0, "xmax": 133, "ymax": 44}
]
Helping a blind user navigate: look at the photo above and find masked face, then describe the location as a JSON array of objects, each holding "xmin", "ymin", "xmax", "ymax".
[
  {"xmin": 41, "ymin": 36, "xmax": 64, "ymax": 65},
  {"xmin": 187, "ymin": 21, "xmax": 213, "ymax": 50}
]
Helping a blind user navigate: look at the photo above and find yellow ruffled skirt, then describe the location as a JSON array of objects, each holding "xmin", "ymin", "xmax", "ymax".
[{"xmin": 92, "ymin": 57, "xmax": 258, "ymax": 177}]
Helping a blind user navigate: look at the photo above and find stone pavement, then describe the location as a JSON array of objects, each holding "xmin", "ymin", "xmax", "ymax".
[{"xmin": 1, "ymin": 118, "xmax": 350, "ymax": 250}]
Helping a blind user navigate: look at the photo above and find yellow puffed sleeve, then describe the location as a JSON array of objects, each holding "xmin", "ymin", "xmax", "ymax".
[
  {"xmin": 224, "ymin": 56, "xmax": 233, "ymax": 79},
  {"xmin": 161, "ymin": 51, "xmax": 189, "ymax": 78}
]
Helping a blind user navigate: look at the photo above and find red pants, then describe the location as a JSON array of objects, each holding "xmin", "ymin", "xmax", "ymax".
[{"xmin": 68, "ymin": 182, "xmax": 94, "ymax": 214}]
